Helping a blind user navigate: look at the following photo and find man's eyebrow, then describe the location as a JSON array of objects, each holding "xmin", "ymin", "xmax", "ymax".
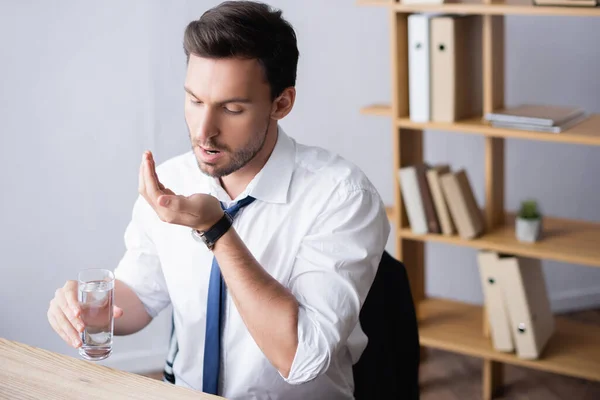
[{"xmin": 184, "ymin": 86, "xmax": 252, "ymax": 104}]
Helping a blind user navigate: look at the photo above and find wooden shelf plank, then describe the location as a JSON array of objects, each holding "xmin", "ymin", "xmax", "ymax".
[
  {"xmin": 397, "ymin": 114, "xmax": 600, "ymax": 146},
  {"xmin": 360, "ymin": 104, "xmax": 392, "ymax": 117},
  {"xmin": 359, "ymin": 103, "xmax": 600, "ymax": 146},
  {"xmin": 399, "ymin": 213, "xmax": 600, "ymax": 268},
  {"xmin": 419, "ymin": 298, "xmax": 600, "ymax": 382},
  {"xmin": 356, "ymin": 0, "xmax": 393, "ymax": 6},
  {"xmin": 358, "ymin": 0, "xmax": 600, "ymax": 17},
  {"xmin": 393, "ymin": 3, "xmax": 600, "ymax": 17}
]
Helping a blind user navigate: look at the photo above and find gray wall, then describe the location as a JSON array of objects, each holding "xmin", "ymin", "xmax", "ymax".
[{"xmin": 1, "ymin": 1, "xmax": 598, "ymax": 373}]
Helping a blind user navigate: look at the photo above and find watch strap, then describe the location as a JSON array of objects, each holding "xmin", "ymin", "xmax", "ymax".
[{"xmin": 191, "ymin": 212, "xmax": 233, "ymax": 250}]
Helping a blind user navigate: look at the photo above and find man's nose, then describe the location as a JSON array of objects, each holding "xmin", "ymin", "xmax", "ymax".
[{"xmin": 194, "ymin": 107, "xmax": 219, "ymax": 143}]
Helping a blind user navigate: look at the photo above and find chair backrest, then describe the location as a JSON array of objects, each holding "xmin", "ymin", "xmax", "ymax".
[{"xmin": 352, "ymin": 251, "xmax": 421, "ymax": 399}]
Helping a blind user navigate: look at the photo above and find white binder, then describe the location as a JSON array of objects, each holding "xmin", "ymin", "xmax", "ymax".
[
  {"xmin": 477, "ymin": 251, "xmax": 514, "ymax": 352},
  {"xmin": 496, "ymin": 255, "xmax": 555, "ymax": 359},
  {"xmin": 408, "ymin": 14, "xmax": 432, "ymax": 122}
]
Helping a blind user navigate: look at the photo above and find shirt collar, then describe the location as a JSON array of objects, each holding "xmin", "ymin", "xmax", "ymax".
[{"xmin": 207, "ymin": 125, "xmax": 295, "ymax": 206}]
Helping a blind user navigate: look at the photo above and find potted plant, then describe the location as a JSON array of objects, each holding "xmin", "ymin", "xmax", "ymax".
[{"xmin": 516, "ymin": 199, "xmax": 542, "ymax": 243}]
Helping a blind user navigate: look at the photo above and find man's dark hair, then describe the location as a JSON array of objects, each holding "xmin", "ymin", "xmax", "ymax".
[{"xmin": 183, "ymin": 1, "xmax": 299, "ymax": 100}]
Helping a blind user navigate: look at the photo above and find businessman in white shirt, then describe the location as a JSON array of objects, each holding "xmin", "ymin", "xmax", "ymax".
[{"xmin": 47, "ymin": 1, "xmax": 390, "ymax": 399}]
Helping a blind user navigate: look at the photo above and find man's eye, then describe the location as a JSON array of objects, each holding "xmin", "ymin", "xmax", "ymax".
[
  {"xmin": 190, "ymin": 98, "xmax": 202, "ymax": 104},
  {"xmin": 224, "ymin": 107, "xmax": 243, "ymax": 115}
]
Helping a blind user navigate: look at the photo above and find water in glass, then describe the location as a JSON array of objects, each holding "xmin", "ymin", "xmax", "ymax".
[{"xmin": 78, "ymin": 279, "xmax": 114, "ymax": 361}]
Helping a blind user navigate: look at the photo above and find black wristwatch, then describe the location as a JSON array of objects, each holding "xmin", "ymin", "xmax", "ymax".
[{"xmin": 191, "ymin": 212, "xmax": 233, "ymax": 250}]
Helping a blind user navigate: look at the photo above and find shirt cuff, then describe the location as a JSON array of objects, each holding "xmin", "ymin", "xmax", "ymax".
[{"xmin": 280, "ymin": 305, "xmax": 331, "ymax": 385}]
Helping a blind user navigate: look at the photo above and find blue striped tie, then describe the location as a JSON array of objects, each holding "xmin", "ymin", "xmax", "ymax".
[{"xmin": 202, "ymin": 196, "xmax": 256, "ymax": 395}]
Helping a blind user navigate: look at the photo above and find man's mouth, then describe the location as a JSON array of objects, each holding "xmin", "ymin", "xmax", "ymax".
[{"xmin": 201, "ymin": 147, "xmax": 221, "ymax": 155}]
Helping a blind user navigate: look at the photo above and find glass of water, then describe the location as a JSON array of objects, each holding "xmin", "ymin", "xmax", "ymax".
[{"xmin": 78, "ymin": 268, "xmax": 115, "ymax": 361}]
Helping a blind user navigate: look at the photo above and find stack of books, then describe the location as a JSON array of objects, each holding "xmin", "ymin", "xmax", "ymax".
[
  {"xmin": 484, "ymin": 104, "xmax": 589, "ymax": 133},
  {"xmin": 407, "ymin": 14, "xmax": 482, "ymax": 123},
  {"xmin": 478, "ymin": 251, "xmax": 555, "ymax": 359},
  {"xmin": 398, "ymin": 164, "xmax": 484, "ymax": 239}
]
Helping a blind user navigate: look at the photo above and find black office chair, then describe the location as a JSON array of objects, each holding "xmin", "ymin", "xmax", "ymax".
[{"xmin": 352, "ymin": 250, "xmax": 420, "ymax": 400}]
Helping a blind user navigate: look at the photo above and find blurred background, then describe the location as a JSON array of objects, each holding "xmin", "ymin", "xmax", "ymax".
[{"xmin": 1, "ymin": 0, "xmax": 598, "ymax": 376}]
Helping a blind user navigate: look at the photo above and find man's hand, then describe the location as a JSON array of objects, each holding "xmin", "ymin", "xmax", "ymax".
[
  {"xmin": 48, "ymin": 280, "xmax": 124, "ymax": 348},
  {"xmin": 139, "ymin": 151, "xmax": 223, "ymax": 231}
]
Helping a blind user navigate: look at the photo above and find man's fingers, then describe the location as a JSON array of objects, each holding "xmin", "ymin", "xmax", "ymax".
[
  {"xmin": 137, "ymin": 151, "xmax": 157, "ymax": 207},
  {"xmin": 148, "ymin": 152, "xmax": 176, "ymax": 196},
  {"xmin": 138, "ymin": 151, "xmax": 178, "ymax": 209},
  {"xmin": 113, "ymin": 306, "xmax": 124, "ymax": 319},
  {"xmin": 54, "ymin": 310, "xmax": 82, "ymax": 347},
  {"xmin": 62, "ymin": 281, "xmax": 80, "ymax": 316},
  {"xmin": 158, "ymin": 194, "xmax": 181, "ymax": 209},
  {"xmin": 149, "ymin": 152, "xmax": 161, "ymax": 185},
  {"xmin": 49, "ymin": 304, "xmax": 81, "ymax": 348},
  {"xmin": 62, "ymin": 281, "xmax": 82, "ymax": 323},
  {"xmin": 154, "ymin": 201, "xmax": 200, "ymax": 226},
  {"xmin": 138, "ymin": 153, "xmax": 146, "ymax": 196},
  {"xmin": 143, "ymin": 152, "xmax": 161, "ymax": 199},
  {"xmin": 158, "ymin": 195, "xmax": 202, "ymax": 217},
  {"xmin": 55, "ymin": 289, "xmax": 84, "ymax": 333},
  {"xmin": 157, "ymin": 181, "xmax": 176, "ymax": 196},
  {"xmin": 48, "ymin": 313, "xmax": 73, "ymax": 347},
  {"xmin": 139, "ymin": 150, "xmax": 188, "ymax": 225}
]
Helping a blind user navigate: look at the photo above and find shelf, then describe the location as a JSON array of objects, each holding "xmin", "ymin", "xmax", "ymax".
[
  {"xmin": 398, "ymin": 114, "xmax": 600, "ymax": 147},
  {"xmin": 393, "ymin": 2, "xmax": 600, "ymax": 17},
  {"xmin": 360, "ymin": 104, "xmax": 392, "ymax": 117},
  {"xmin": 357, "ymin": 0, "xmax": 600, "ymax": 17},
  {"xmin": 419, "ymin": 298, "xmax": 600, "ymax": 382},
  {"xmin": 359, "ymin": 102, "xmax": 600, "ymax": 146},
  {"xmin": 399, "ymin": 213, "xmax": 600, "ymax": 268},
  {"xmin": 356, "ymin": 0, "xmax": 393, "ymax": 6}
]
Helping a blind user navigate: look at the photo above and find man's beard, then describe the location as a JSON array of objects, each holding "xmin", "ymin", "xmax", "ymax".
[{"xmin": 191, "ymin": 118, "xmax": 271, "ymax": 178}]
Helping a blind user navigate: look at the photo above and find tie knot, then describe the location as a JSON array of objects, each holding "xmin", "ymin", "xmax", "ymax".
[{"xmin": 221, "ymin": 196, "xmax": 256, "ymax": 219}]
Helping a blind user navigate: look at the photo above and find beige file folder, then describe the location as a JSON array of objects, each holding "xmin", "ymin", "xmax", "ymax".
[
  {"xmin": 477, "ymin": 251, "xmax": 514, "ymax": 353},
  {"xmin": 439, "ymin": 170, "xmax": 484, "ymax": 239},
  {"xmin": 399, "ymin": 165, "xmax": 428, "ymax": 234},
  {"xmin": 426, "ymin": 164, "xmax": 455, "ymax": 235},
  {"xmin": 430, "ymin": 15, "xmax": 482, "ymax": 122},
  {"xmin": 496, "ymin": 255, "xmax": 555, "ymax": 359},
  {"xmin": 399, "ymin": 164, "xmax": 441, "ymax": 234}
]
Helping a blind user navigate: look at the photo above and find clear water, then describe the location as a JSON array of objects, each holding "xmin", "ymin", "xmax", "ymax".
[{"xmin": 78, "ymin": 280, "xmax": 114, "ymax": 361}]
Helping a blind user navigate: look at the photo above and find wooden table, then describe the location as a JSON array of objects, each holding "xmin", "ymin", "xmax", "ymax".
[{"xmin": 0, "ymin": 338, "xmax": 224, "ymax": 399}]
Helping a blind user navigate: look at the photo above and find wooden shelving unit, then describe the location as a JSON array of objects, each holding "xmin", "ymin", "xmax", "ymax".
[{"xmin": 358, "ymin": 1, "xmax": 600, "ymax": 399}]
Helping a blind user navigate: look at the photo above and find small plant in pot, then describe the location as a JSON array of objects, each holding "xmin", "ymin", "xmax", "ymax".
[{"xmin": 516, "ymin": 199, "xmax": 542, "ymax": 243}]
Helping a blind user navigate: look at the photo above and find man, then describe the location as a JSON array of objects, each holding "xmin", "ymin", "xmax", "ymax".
[{"xmin": 47, "ymin": 1, "xmax": 390, "ymax": 399}]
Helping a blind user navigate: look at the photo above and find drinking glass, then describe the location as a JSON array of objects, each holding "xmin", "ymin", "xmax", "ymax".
[{"xmin": 77, "ymin": 269, "xmax": 114, "ymax": 361}]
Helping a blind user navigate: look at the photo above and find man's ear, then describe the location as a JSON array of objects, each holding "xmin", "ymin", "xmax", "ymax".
[{"xmin": 270, "ymin": 87, "xmax": 296, "ymax": 120}]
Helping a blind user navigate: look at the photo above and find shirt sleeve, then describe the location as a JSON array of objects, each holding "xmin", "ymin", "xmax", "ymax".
[
  {"xmin": 282, "ymin": 187, "xmax": 391, "ymax": 385},
  {"xmin": 113, "ymin": 195, "xmax": 171, "ymax": 318}
]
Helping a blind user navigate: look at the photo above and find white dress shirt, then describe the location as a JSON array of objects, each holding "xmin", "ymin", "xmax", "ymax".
[{"xmin": 114, "ymin": 126, "xmax": 390, "ymax": 400}]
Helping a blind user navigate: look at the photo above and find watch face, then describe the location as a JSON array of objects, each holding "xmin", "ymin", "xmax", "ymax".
[{"xmin": 191, "ymin": 229, "xmax": 209, "ymax": 245}]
